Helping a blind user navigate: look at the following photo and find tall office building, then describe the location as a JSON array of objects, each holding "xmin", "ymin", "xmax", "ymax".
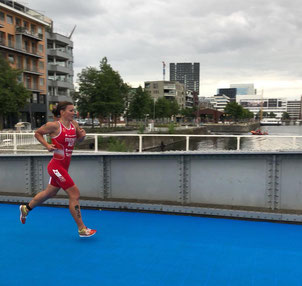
[{"xmin": 169, "ymin": 63, "xmax": 200, "ymax": 95}]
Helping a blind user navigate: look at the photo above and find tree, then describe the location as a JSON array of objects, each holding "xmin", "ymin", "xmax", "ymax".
[
  {"xmin": 128, "ymin": 86, "xmax": 152, "ymax": 120},
  {"xmin": 224, "ymin": 102, "xmax": 243, "ymax": 121},
  {"xmin": 76, "ymin": 57, "xmax": 128, "ymax": 127},
  {"xmin": 282, "ymin": 112, "xmax": 290, "ymax": 120},
  {"xmin": 224, "ymin": 102, "xmax": 254, "ymax": 121},
  {"xmin": 269, "ymin": 112, "xmax": 276, "ymax": 118},
  {"xmin": 0, "ymin": 56, "xmax": 30, "ymax": 130}
]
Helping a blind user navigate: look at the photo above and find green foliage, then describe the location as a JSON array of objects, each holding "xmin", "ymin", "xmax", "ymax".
[
  {"xmin": 282, "ymin": 112, "xmax": 290, "ymax": 120},
  {"xmin": 269, "ymin": 112, "xmax": 276, "ymax": 118},
  {"xmin": 181, "ymin": 107, "xmax": 196, "ymax": 118},
  {"xmin": 168, "ymin": 122, "xmax": 175, "ymax": 134},
  {"xmin": 138, "ymin": 123, "xmax": 145, "ymax": 134},
  {"xmin": 128, "ymin": 86, "xmax": 152, "ymax": 119},
  {"xmin": 155, "ymin": 98, "xmax": 179, "ymax": 119},
  {"xmin": 108, "ymin": 137, "xmax": 128, "ymax": 152},
  {"xmin": 0, "ymin": 56, "xmax": 30, "ymax": 129},
  {"xmin": 224, "ymin": 102, "xmax": 254, "ymax": 120},
  {"xmin": 76, "ymin": 57, "xmax": 129, "ymax": 126}
]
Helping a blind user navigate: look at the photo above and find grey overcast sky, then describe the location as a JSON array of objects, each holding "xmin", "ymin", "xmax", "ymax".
[{"xmin": 28, "ymin": 0, "xmax": 302, "ymax": 98}]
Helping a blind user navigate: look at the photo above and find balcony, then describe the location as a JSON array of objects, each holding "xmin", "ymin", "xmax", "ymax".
[
  {"xmin": 0, "ymin": 39, "xmax": 43, "ymax": 58},
  {"xmin": 48, "ymin": 79, "xmax": 73, "ymax": 89},
  {"xmin": 48, "ymin": 49, "xmax": 72, "ymax": 60},
  {"xmin": 24, "ymin": 82, "xmax": 41, "ymax": 92},
  {"xmin": 15, "ymin": 26, "xmax": 43, "ymax": 41},
  {"xmin": 23, "ymin": 66, "xmax": 43, "ymax": 76},
  {"xmin": 47, "ymin": 64, "xmax": 71, "ymax": 74}
]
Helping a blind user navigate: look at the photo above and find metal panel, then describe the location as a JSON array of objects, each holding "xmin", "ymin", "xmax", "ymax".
[
  {"xmin": 109, "ymin": 156, "xmax": 181, "ymax": 202},
  {"xmin": 279, "ymin": 156, "xmax": 302, "ymax": 210},
  {"xmin": 0, "ymin": 157, "xmax": 30, "ymax": 194},
  {"xmin": 189, "ymin": 155, "xmax": 269, "ymax": 208}
]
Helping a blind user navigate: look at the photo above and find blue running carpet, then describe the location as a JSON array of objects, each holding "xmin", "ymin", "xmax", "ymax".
[{"xmin": 1, "ymin": 203, "xmax": 302, "ymax": 286}]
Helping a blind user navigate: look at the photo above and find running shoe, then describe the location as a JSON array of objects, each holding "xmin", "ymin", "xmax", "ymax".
[
  {"xmin": 78, "ymin": 226, "xmax": 97, "ymax": 238},
  {"xmin": 19, "ymin": 205, "xmax": 28, "ymax": 224}
]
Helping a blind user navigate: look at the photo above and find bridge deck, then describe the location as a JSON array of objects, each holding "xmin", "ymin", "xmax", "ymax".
[{"xmin": 1, "ymin": 203, "xmax": 302, "ymax": 286}]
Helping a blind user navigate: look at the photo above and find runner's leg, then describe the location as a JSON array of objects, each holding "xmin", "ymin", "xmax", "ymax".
[
  {"xmin": 64, "ymin": 185, "xmax": 85, "ymax": 230},
  {"xmin": 28, "ymin": 184, "xmax": 60, "ymax": 209}
]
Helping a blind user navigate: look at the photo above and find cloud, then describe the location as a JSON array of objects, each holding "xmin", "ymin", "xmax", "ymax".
[{"xmin": 27, "ymin": 0, "xmax": 302, "ymax": 97}]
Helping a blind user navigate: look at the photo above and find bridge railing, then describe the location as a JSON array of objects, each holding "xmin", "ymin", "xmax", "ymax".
[{"xmin": 0, "ymin": 132, "xmax": 302, "ymax": 152}]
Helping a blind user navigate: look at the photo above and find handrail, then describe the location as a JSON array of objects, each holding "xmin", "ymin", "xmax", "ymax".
[{"xmin": 1, "ymin": 132, "xmax": 302, "ymax": 153}]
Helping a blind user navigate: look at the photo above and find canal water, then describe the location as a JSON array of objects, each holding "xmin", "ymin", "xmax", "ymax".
[{"xmin": 160, "ymin": 125, "xmax": 302, "ymax": 152}]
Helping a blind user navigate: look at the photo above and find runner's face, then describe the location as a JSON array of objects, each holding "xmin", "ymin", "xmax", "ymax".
[{"xmin": 61, "ymin": 105, "xmax": 75, "ymax": 121}]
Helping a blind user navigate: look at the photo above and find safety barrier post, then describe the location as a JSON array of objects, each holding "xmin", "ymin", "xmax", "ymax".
[
  {"xmin": 13, "ymin": 133, "xmax": 17, "ymax": 151},
  {"xmin": 237, "ymin": 136, "xmax": 240, "ymax": 151},
  {"xmin": 186, "ymin": 136, "xmax": 190, "ymax": 151},
  {"xmin": 139, "ymin": 135, "xmax": 143, "ymax": 153},
  {"xmin": 94, "ymin": 135, "xmax": 98, "ymax": 152}
]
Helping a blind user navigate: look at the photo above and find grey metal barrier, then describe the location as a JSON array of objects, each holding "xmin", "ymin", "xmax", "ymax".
[{"xmin": 1, "ymin": 152, "xmax": 302, "ymax": 222}]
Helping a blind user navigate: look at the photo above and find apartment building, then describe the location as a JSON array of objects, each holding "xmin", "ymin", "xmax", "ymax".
[
  {"xmin": 46, "ymin": 30, "xmax": 74, "ymax": 121},
  {"xmin": 0, "ymin": 0, "xmax": 51, "ymax": 128},
  {"xmin": 144, "ymin": 81, "xmax": 186, "ymax": 109},
  {"xmin": 287, "ymin": 100, "xmax": 301, "ymax": 119}
]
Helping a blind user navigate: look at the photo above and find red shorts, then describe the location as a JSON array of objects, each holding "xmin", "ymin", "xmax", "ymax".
[{"xmin": 47, "ymin": 160, "xmax": 75, "ymax": 190}]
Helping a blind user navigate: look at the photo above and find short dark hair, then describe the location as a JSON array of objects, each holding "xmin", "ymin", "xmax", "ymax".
[{"xmin": 52, "ymin": 101, "xmax": 73, "ymax": 118}]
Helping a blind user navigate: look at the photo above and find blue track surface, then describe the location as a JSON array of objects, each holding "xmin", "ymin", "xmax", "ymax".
[{"xmin": 1, "ymin": 203, "xmax": 302, "ymax": 286}]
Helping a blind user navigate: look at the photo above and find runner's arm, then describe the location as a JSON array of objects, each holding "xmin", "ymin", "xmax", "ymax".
[
  {"xmin": 34, "ymin": 122, "xmax": 58, "ymax": 152},
  {"xmin": 73, "ymin": 121, "xmax": 86, "ymax": 143}
]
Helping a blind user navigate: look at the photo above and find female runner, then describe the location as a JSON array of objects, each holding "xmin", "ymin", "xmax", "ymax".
[{"xmin": 19, "ymin": 101, "xmax": 96, "ymax": 238}]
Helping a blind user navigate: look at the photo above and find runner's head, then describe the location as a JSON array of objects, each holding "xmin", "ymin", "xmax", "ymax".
[{"xmin": 52, "ymin": 101, "xmax": 74, "ymax": 121}]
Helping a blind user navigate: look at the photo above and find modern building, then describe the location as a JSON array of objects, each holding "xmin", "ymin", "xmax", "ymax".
[
  {"xmin": 230, "ymin": 83, "xmax": 256, "ymax": 95},
  {"xmin": 46, "ymin": 29, "xmax": 74, "ymax": 121},
  {"xmin": 217, "ymin": 88, "xmax": 237, "ymax": 102},
  {"xmin": 144, "ymin": 81, "xmax": 186, "ymax": 109},
  {"xmin": 213, "ymin": 94, "xmax": 230, "ymax": 112},
  {"xmin": 287, "ymin": 100, "xmax": 301, "ymax": 119},
  {"xmin": 0, "ymin": 0, "xmax": 51, "ymax": 128},
  {"xmin": 169, "ymin": 62, "xmax": 200, "ymax": 95},
  {"xmin": 236, "ymin": 95, "xmax": 287, "ymax": 119},
  {"xmin": 198, "ymin": 96, "xmax": 215, "ymax": 109}
]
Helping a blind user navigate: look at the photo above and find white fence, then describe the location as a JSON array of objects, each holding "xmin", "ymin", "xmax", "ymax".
[{"xmin": 1, "ymin": 132, "xmax": 302, "ymax": 152}]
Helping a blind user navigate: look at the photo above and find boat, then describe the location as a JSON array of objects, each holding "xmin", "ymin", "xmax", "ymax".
[
  {"xmin": 251, "ymin": 129, "xmax": 268, "ymax": 135},
  {"xmin": 260, "ymin": 118, "xmax": 282, "ymax": 126}
]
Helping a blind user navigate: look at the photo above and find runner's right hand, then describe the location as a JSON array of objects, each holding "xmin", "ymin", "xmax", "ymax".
[{"xmin": 47, "ymin": 144, "xmax": 57, "ymax": 152}]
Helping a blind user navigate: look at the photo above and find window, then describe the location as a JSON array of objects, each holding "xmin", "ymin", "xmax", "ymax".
[
  {"xmin": 39, "ymin": 94, "xmax": 45, "ymax": 104},
  {"xmin": 8, "ymin": 34, "xmax": 14, "ymax": 48},
  {"xmin": 23, "ymin": 21, "xmax": 28, "ymax": 29},
  {"xmin": 37, "ymin": 27, "xmax": 43, "ymax": 38},
  {"xmin": 17, "ymin": 56, "xmax": 22, "ymax": 69},
  {"xmin": 0, "ymin": 31, "xmax": 4, "ymax": 44},
  {"xmin": 39, "ymin": 61, "xmax": 44, "ymax": 70},
  {"xmin": 24, "ymin": 40, "xmax": 29, "ymax": 52},
  {"xmin": 39, "ymin": 77, "xmax": 44, "ymax": 87},
  {"xmin": 38, "ymin": 44, "xmax": 43, "ymax": 53},
  {"xmin": 32, "ymin": 93, "xmax": 38, "ymax": 103},
  {"xmin": 16, "ymin": 17, "xmax": 21, "ymax": 26},
  {"xmin": 6, "ymin": 15, "xmax": 13, "ymax": 24},
  {"xmin": 31, "ymin": 24, "xmax": 36, "ymax": 33},
  {"xmin": 0, "ymin": 11, "xmax": 4, "ymax": 22},
  {"xmin": 8, "ymin": 54, "xmax": 14, "ymax": 63}
]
